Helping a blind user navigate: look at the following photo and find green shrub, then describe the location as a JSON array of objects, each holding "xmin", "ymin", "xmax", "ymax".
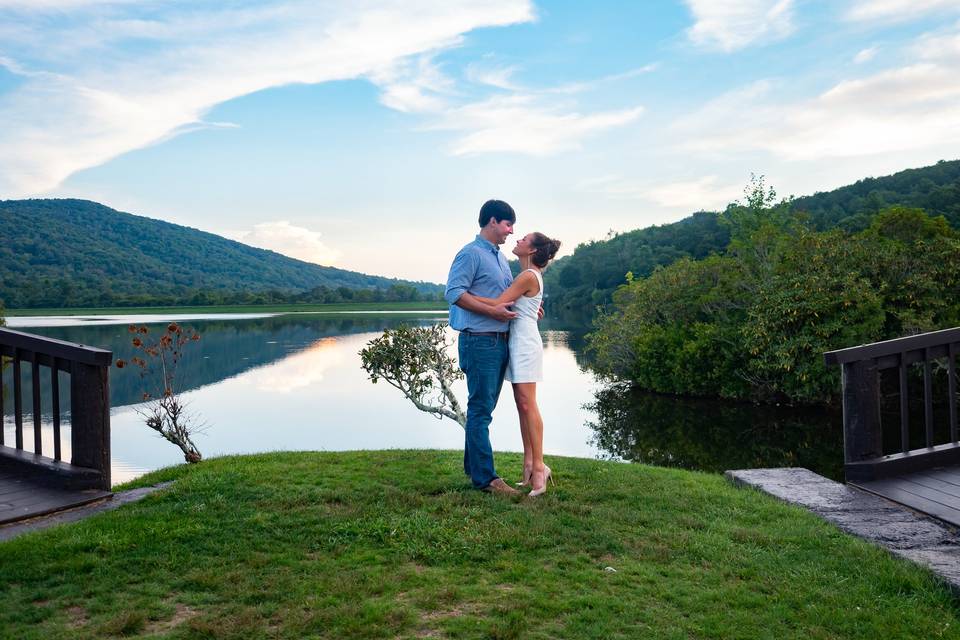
[{"xmin": 588, "ymin": 205, "xmax": 960, "ymax": 406}]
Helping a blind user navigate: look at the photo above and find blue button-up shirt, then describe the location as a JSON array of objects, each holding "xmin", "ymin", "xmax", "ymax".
[{"xmin": 445, "ymin": 234, "xmax": 514, "ymax": 332}]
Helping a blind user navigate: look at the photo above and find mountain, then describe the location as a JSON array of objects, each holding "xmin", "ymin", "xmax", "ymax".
[
  {"xmin": 0, "ymin": 199, "xmax": 443, "ymax": 308},
  {"xmin": 544, "ymin": 159, "xmax": 960, "ymax": 314}
]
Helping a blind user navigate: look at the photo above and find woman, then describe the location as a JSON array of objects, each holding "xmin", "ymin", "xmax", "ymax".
[{"xmin": 476, "ymin": 232, "xmax": 561, "ymax": 496}]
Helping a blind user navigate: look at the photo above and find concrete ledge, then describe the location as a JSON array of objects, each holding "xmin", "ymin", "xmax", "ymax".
[
  {"xmin": 0, "ymin": 481, "xmax": 174, "ymax": 542},
  {"xmin": 726, "ymin": 467, "xmax": 960, "ymax": 594}
]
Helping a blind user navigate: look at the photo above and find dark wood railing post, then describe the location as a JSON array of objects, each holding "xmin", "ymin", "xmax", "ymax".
[
  {"xmin": 69, "ymin": 362, "xmax": 111, "ymax": 490},
  {"xmin": 827, "ymin": 327, "xmax": 960, "ymax": 482},
  {"xmin": 841, "ymin": 359, "xmax": 882, "ymax": 465},
  {"xmin": 0, "ymin": 328, "xmax": 112, "ymax": 490}
]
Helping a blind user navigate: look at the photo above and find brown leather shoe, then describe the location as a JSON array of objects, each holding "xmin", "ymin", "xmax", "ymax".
[{"xmin": 482, "ymin": 478, "xmax": 521, "ymax": 496}]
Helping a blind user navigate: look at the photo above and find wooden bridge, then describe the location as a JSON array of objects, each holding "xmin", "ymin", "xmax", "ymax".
[
  {"xmin": 0, "ymin": 327, "xmax": 113, "ymax": 525},
  {"xmin": 826, "ymin": 327, "xmax": 960, "ymax": 527}
]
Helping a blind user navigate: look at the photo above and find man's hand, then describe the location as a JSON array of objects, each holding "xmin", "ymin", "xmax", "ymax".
[
  {"xmin": 537, "ymin": 302, "xmax": 545, "ymax": 321},
  {"xmin": 456, "ymin": 292, "xmax": 517, "ymax": 321},
  {"xmin": 491, "ymin": 302, "xmax": 517, "ymax": 322}
]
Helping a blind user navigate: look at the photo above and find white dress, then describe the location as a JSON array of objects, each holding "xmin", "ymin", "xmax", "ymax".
[{"xmin": 505, "ymin": 269, "xmax": 544, "ymax": 383}]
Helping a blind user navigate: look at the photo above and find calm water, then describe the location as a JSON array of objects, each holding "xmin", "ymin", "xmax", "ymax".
[{"xmin": 3, "ymin": 312, "xmax": 846, "ymax": 483}]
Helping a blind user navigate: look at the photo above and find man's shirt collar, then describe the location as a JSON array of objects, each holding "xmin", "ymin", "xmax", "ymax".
[{"xmin": 474, "ymin": 234, "xmax": 498, "ymax": 253}]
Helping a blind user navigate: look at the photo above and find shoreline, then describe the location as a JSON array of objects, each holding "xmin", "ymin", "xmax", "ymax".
[{"xmin": 3, "ymin": 301, "xmax": 448, "ymax": 317}]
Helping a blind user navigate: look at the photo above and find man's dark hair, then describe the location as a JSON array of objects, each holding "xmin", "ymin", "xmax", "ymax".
[{"xmin": 478, "ymin": 199, "xmax": 516, "ymax": 228}]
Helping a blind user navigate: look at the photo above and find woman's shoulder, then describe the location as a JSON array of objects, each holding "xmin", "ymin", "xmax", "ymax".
[
  {"xmin": 517, "ymin": 269, "xmax": 542, "ymax": 296},
  {"xmin": 515, "ymin": 269, "xmax": 538, "ymax": 282}
]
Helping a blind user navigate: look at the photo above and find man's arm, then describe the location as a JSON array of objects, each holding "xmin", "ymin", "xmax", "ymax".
[
  {"xmin": 455, "ymin": 292, "xmax": 516, "ymax": 322},
  {"xmin": 446, "ymin": 247, "xmax": 516, "ymax": 323},
  {"xmin": 445, "ymin": 249, "xmax": 476, "ymax": 307}
]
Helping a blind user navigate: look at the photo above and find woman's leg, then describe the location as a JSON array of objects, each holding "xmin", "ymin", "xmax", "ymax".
[
  {"xmin": 513, "ymin": 383, "xmax": 545, "ymax": 490},
  {"xmin": 512, "ymin": 383, "xmax": 534, "ymax": 483}
]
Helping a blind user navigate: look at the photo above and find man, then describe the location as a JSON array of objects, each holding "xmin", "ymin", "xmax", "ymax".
[{"xmin": 445, "ymin": 199, "xmax": 521, "ymax": 495}]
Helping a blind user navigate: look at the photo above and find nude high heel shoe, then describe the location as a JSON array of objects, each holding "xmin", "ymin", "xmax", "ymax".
[
  {"xmin": 517, "ymin": 463, "xmax": 534, "ymax": 487},
  {"xmin": 528, "ymin": 465, "xmax": 552, "ymax": 498}
]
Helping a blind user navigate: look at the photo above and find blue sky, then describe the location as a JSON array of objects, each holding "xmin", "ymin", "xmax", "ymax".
[{"xmin": 2, "ymin": 0, "xmax": 959, "ymax": 282}]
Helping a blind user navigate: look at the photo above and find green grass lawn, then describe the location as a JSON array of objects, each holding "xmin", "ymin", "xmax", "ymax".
[
  {"xmin": 3, "ymin": 302, "xmax": 448, "ymax": 317},
  {"xmin": 1, "ymin": 451, "xmax": 957, "ymax": 639}
]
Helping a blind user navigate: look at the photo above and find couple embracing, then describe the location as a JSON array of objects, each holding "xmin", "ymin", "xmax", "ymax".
[{"xmin": 444, "ymin": 199, "xmax": 561, "ymax": 497}]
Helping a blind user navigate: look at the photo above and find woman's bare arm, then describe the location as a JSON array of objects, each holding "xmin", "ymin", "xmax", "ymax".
[{"xmin": 473, "ymin": 271, "xmax": 539, "ymax": 306}]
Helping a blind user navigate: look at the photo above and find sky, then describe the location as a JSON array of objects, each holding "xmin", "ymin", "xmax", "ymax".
[{"xmin": 1, "ymin": 0, "xmax": 959, "ymax": 283}]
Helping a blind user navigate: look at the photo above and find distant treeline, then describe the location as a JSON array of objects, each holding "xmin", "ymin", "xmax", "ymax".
[
  {"xmin": 544, "ymin": 159, "xmax": 960, "ymax": 314},
  {"xmin": 0, "ymin": 199, "xmax": 444, "ymax": 309},
  {"xmin": 6, "ymin": 281, "xmax": 441, "ymax": 310}
]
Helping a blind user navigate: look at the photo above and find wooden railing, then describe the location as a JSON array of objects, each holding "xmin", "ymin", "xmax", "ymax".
[
  {"xmin": 825, "ymin": 327, "xmax": 960, "ymax": 482},
  {"xmin": 0, "ymin": 327, "xmax": 112, "ymax": 489}
]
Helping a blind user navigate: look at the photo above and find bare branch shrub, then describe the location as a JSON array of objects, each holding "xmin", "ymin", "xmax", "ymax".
[{"xmin": 115, "ymin": 323, "xmax": 204, "ymax": 462}]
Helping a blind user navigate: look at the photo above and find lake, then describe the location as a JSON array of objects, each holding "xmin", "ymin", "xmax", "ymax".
[{"xmin": 2, "ymin": 312, "xmax": 845, "ymax": 484}]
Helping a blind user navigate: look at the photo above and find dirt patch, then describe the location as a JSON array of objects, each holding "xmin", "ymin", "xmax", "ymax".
[
  {"xmin": 66, "ymin": 606, "xmax": 88, "ymax": 629},
  {"xmin": 420, "ymin": 603, "xmax": 476, "ymax": 621},
  {"xmin": 143, "ymin": 603, "xmax": 199, "ymax": 635}
]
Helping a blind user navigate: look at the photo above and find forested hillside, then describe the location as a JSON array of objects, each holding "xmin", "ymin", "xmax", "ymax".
[
  {"xmin": 795, "ymin": 159, "xmax": 960, "ymax": 231},
  {"xmin": 545, "ymin": 159, "xmax": 960, "ymax": 313},
  {"xmin": 0, "ymin": 199, "xmax": 443, "ymax": 308},
  {"xmin": 589, "ymin": 194, "xmax": 960, "ymax": 406}
]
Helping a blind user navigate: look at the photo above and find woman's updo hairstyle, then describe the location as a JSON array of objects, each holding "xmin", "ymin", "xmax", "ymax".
[{"xmin": 530, "ymin": 232, "xmax": 561, "ymax": 268}]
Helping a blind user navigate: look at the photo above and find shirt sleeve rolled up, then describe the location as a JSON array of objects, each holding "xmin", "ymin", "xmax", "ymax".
[{"xmin": 445, "ymin": 248, "xmax": 477, "ymax": 306}]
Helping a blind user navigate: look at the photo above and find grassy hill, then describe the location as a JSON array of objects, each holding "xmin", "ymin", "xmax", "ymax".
[
  {"xmin": 0, "ymin": 199, "xmax": 443, "ymax": 308},
  {"xmin": 545, "ymin": 159, "xmax": 960, "ymax": 314},
  {"xmin": 0, "ymin": 451, "xmax": 955, "ymax": 638}
]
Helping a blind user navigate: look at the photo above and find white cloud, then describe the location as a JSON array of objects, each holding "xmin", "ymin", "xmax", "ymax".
[
  {"xmin": 645, "ymin": 176, "xmax": 744, "ymax": 210},
  {"xmin": 368, "ymin": 52, "xmax": 457, "ymax": 113},
  {"xmin": 674, "ymin": 25, "xmax": 960, "ymax": 161},
  {"xmin": 367, "ymin": 53, "xmax": 648, "ymax": 157},
  {"xmin": 431, "ymin": 95, "xmax": 644, "ymax": 156},
  {"xmin": 548, "ymin": 64, "xmax": 659, "ymax": 95},
  {"xmin": 0, "ymin": 1, "xmax": 535, "ymax": 197},
  {"xmin": 684, "ymin": 0, "xmax": 795, "ymax": 52},
  {"xmin": 846, "ymin": 0, "xmax": 960, "ymax": 22},
  {"xmin": 910, "ymin": 29, "xmax": 960, "ymax": 62},
  {"xmin": 226, "ymin": 221, "xmax": 340, "ymax": 266},
  {"xmin": 853, "ymin": 46, "xmax": 878, "ymax": 63},
  {"xmin": 578, "ymin": 174, "xmax": 742, "ymax": 210},
  {"xmin": 465, "ymin": 63, "xmax": 522, "ymax": 90}
]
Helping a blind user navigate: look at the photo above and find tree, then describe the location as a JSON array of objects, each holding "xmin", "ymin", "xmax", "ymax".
[
  {"xmin": 115, "ymin": 323, "xmax": 204, "ymax": 462},
  {"xmin": 359, "ymin": 324, "xmax": 466, "ymax": 427}
]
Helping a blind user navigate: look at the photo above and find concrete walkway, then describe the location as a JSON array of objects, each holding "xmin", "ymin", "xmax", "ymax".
[
  {"xmin": 0, "ymin": 482, "xmax": 174, "ymax": 542},
  {"xmin": 726, "ymin": 468, "xmax": 960, "ymax": 594}
]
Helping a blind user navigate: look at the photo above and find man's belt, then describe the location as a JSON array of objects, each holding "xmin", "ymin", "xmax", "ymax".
[{"xmin": 462, "ymin": 330, "xmax": 509, "ymax": 338}]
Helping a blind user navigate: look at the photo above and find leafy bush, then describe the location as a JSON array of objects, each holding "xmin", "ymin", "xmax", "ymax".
[{"xmin": 588, "ymin": 203, "xmax": 960, "ymax": 406}]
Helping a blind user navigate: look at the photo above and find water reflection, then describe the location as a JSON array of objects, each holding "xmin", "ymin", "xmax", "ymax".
[
  {"xmin": 587, "ymin": 384, "xmax": 844, "ymax": 480},
  {"xmin": 15, "ymin": 315, "xmax": 440, "ymax": 407},
  {"xmin": 3, "ymin": 312, "xmax": 847, "ymax": 485},
  {"xmin": 4, "ymin": 313, "xmax": 602, "ymax": 483}
]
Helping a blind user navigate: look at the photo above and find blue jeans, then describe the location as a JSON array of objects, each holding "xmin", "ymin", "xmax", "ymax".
[{"xmin": 458, "ymin": 332, "xmax": 509, "ymax": 489}]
